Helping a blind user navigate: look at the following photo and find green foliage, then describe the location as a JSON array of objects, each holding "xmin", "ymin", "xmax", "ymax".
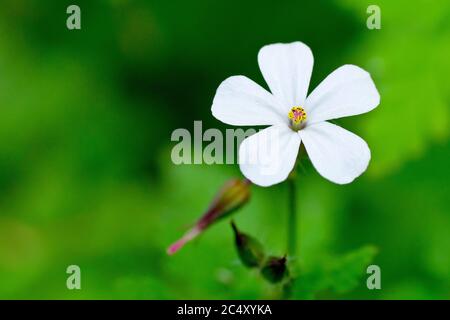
[
  {"xmin": 341, "ymin": 0, "xmax": 450, "ymax": 176},
  {"xmin": 292, "ymin": 246, "xmax": 378, "ymax": 299}
]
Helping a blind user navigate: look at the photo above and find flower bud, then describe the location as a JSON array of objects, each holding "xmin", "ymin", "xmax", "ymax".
[
  {"xmin": 231, "ymin": 221, "xmax": 265, "ymax": 268},
  {"xmin": 261, "ymin": 256, "xmax": 288, "ymax": 283},
  {"xmin": 167, "ymin": 178, "xmax": 251, "ymax": 255}
]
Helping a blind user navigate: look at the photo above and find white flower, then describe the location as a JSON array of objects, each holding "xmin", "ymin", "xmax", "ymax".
[{"xmin": 211, "ymin": 42, "xmax": 380, "ymax": 187}]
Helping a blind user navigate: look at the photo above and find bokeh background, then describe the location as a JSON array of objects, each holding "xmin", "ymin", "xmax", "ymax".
[{"xmin": 0, "ymin": 0, "xmax": 449, "ymax": 299}]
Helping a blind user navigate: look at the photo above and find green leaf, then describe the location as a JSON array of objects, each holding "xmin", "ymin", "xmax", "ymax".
[
  {"xmin": 292, "ymin": 246, "xmax": 378, "ymax": 299},
  {"xmin": 327, "ymin": 246, "xmax": 378, "ymax": 293}
]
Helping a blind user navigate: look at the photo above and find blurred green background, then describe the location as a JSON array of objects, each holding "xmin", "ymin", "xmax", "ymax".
[{"xmin": 0, "ymin": 0, "xmax": 449, "ymax": 299}]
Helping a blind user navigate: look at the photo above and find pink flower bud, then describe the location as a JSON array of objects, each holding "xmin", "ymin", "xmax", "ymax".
[{"xmin": 167, "ymin": 178, "xmax": 251, "ymax": 255}]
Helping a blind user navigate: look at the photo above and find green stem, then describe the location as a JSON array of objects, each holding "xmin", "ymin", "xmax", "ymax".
[{"xmin": 287, "ymin": 175, "xmax": 297, "ymax": 257}]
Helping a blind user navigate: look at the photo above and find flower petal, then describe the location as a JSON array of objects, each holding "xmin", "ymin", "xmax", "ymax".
[
  {"xmin": 258, "ymin": 42, "xmax": 314, "ymax": 110},
  {"xmin": 305, "ymin": 65, "xmax": 380, "ymax": 124},
  {"xmin": 239, "ymin": 125, "xmax": 300, "ymax": 187},
  {"xmin": 212, "ymin": 76, "xmax": 286, "ymax": 126},
  {"xmin": 299, "ymin": 122, "xmax": 370, "ymax": 184}
]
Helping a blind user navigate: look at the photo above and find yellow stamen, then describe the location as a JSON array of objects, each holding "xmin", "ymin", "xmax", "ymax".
[{"xmin": 288, "ymin": 106, "xmax": 307, "ymax": 125}]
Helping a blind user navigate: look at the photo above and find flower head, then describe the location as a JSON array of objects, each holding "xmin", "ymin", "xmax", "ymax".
[{"xmin": 211, "ymin": 42, "xmax": 380, "ymax": 186}]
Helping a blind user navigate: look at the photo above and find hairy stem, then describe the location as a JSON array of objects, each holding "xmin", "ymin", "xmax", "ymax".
[{"xmin": 287, "ymin": 175, "xmax": 297, "ymax": 257}]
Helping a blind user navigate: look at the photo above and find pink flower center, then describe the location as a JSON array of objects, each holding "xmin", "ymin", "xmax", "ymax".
[{"xmin": 288, "ymin": 106, "xmax": 307, "ymax": 130}]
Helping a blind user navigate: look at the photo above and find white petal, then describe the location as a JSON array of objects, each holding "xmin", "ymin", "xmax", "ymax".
[
  {"xmin": 211, "ymin": 76, "xmax": 286, "ymax": 126},
  {"xmin": 299, "ymin": 122, "xmax": 370, "ymax": 184},
  {"xmin": 258, "ymin": 42, "xmax": 313, "ymax": 110},
  {"xmin": 305, "ymin": 65, "xmax": 380, "ymax": 124},
  {"xmin": 239, "ymin": 125, "xmax": 300, "ymax": 187}
]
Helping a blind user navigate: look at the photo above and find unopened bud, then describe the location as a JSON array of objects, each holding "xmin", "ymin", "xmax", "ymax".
[
  {"xmin": 231, "ymin": 221, "xmax": 265, "ymax": 268},
  {"xmin": 261, "ymin": 256, "xmax": 288, "ymax": 283},
  {"xmin": 167, "ymin": 178, "xmax": 251, "ymax": 255}
]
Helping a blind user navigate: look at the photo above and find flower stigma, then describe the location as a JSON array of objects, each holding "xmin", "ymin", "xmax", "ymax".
[{"xmin": 288, "ymin": 106, "xmax": 307, "ymax": 131}]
